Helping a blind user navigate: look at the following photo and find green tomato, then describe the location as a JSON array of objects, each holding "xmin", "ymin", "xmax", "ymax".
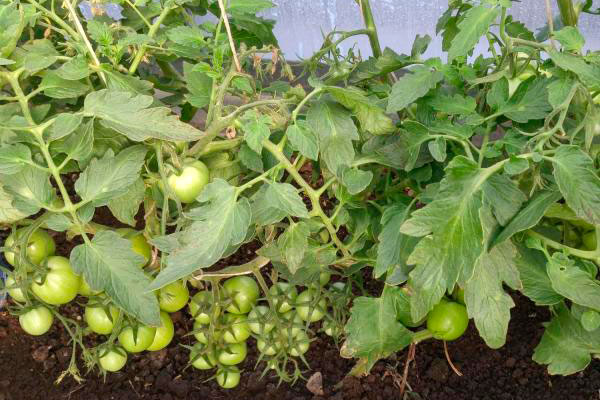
[
  {"xmin": 257, "ymin": 335, "xmax": 281, "ymax": 356},
  {"xmin": 147, "ymin": 311, "xmax": 174, "ymax": 351},
  {"xmin": 288, "ymin": 330, "xmax": 310, "ymax": 357},
  {"xmin": 78, "ymin": 277, "xmax": 103, "ymax": 296},
  {"xmin": 189, "ymin": 344, "xmax": 217, "ymax": 370},
  {"xmin": 167, "ymin": 160, "xmax": 210, "ymax": 203},
  {"xmin": 5, "ymin": 274, "xmax": 26, "ymax": 302},
  {"xmin": 223, "ymin": 276, "xmax": 260, "ymax": 314},
  {"xmin": 322, "ymin": 319, "xmax": 342, "ymax": 337},
  {"xmin": 188, "ymin": 291, "xmax": 219, "ymax": 324},
  {"xmin": 248, "ymin": 305, "xmax": 275, "ymax": 335},
  {"xmin": 296, "ymin": 290, "xmax": 326, "ymax": 322},
  {"xmin": 118, "ymin": 325, "xmax": 157, "ymax": 353},
  {"xmin": 5, "ymin": 229, "xmax": 56, "ymax": 268},
  {"xmin": 218, "ymin": 342, "xmax": 247, "ymax": 366},
  {"xmin": 193, "ymin": 319, "xmax": 221, "ymax": 344},
  {"xmin": 318, "ymin": 229, "xmax": 330, "ymax": 244},
  {"xmin": 222, "ymin": 313, "xmax": 251, "ymax": 344},
  {"xmin": 116, "ymin": 228, "xmax": 152, "ymax": 267},
  {"xmin": 19, "ymin": 306, "xmax": 53, "ymax": 336},
  {"xmin": 32, "ymin": 256, "xmax": 81, "ymax": 305},
  {"xmin": 452, "ymin": 287, "xmax": 465, "ymax": 306},
  {"xmin": 99, "ymin": 347, "xmax": 127, "ymax": 372},
  {"xmin": 583, "ymin": 231, "xmax": 596, "ymax": 251},
  {"xmin": 319, "ymin": 271, "xmax": 331, "ymax": 286},
  {"xmin": 85, "ymin": 305, "xmax": 120, "ymax": 335},
  {"xmin": 216, "ymin": 367, "xmax": 241, "ymax": 389},
  {"xmin": 158, "ymin": 281, "xmax": 189, "ymax": 313},
  {"xmin": 269, "ymin": 282, "xmax": 298, "ymax": 313},
  {"xmin": 280, "ymin": 310, "xmax": 305, "ymax": 337},
  {"xmin": 426, "ymin": 300, "xmax": 469, "ymax": 341}
]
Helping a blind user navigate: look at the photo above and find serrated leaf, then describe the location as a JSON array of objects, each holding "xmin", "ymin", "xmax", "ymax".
[
  {"xmin": 45, "ymin": 213, "xmax": 72, "ymax": 232},
  {"xmin": 515, "ymin": 245, "xmax": 563, "ymax": 306},
  {"xmin": 167, "ymin": 26, "xmax": 206, "ymax": 58},
  {"xmin": 492, "ymin": 189, "xmax": 562, "ymax": 247},
  {"xmin": 429, "ymin": 94, "xmax": 476, "ymax": 115},
  {"xmin": 277, "ymin": 222, "xmax": 309, "ymax": 273},
  {"xmin": 549, "ymin": 49, "xmax": 600, "ymax": 90},
  {"xmin": 70, "ymin": 231, "xmax": 161, "ymax": 326},
  {"xmin": 75, "ymin": 145, "xmax": 147, "ymax": 205},
  {"xmin": 326, "ymin": 86, "xmax": 394, "ymax": 135},
  {"xmin": 242, "ymin": 116, "xmax": 270, "ymax": 154},
  {"xmin": 482, "ymin": 174, "xmax": 526, "ymax": 226},
  {"xmin": 0, "ymin": 185, "xmax": 27, "ymax": 223},
  {"xmin": 286, "ymin": 122, "xmax": 319, "ymax": 160},
  {"xmin": 227, "ymin": 0, "xmax": 273, "ymax": 14},
  {"xmin": 264, "ymin": 182, "xmax": 309, "ymax": 218},
  {"xmin": 50, "ymin": 113, "xmax": 84, "ymax": 141},
  {"xmin": 22, "ymin": 39, "xmax": 59, "ymax": 72},
  {"xmin": 504, "ymin": 156, "xmax": 529, "ymax": 175},
  {"xmin": 547, "ymin": 253, "xmax": 600, "ymax": 311},
  {"xmin": 398, "ymin": 121, "xmax": 432, "ymax": 172},
  {"xmin": 1, "ymin": 167, "xmax": 53, "ymax": 216},
  {"xmin": 341, "ymin": 168, "xmax": 373, "ymax": 195},
  {"xmin": 183, "ymin": 62, "xmax": 212, "ymax": 108},
  {"xmin": 51, "ymin": 118, "xmax": 94, "ymax": 161},
  {"xmin": 148, "ymin": 180, "xmax": 252, "ymax": 290},
  {"xmin": 0, "ymin": 144, "xmax": 32, "ymax": 174},
  {"xmin": 238, "ymin": 143, "xmax": 263, "ymax": 172},
  {"xmin": 533, "ymin": 304, "xmax": 600, "ymax": 375},
  {"xmin": 411, "ymin": 34, "xmax": 431, "ymax": 58},
  {"xmin": 551, "ymin": 145, "xmax": 600, "ymax": 224},
  {"xmin": 40, "ymin": 71, "xmax": 90, "ymax": 99},
  {"xmin": 84, "ymin": 89, "xmax": 203, "ymax": 141},
  {"xmin": 251, "ymin": 185, "xmax": 287, "ymax": 225},
  {"xmin": 428, "ymin": 137, "xmax": 447, "ymax": 162},
  {"xmin": 55, "ymin": 55, "xmax": 90, "ymax": 80},
  {"xmin": 496, "ymin": 78, "xmax": 552, "ymax": 122},
  {"xmin": 307, "ymin": 100, "xmax": 359, "ymax": 175},
  {"xmin": 553, "ymin": 26, "xmax": 585, "ymax": 52},
  {"xmin": 107, "ymin": 178, "xmax": 145, "ymax": 226},
  {"xmin": 102, "ymin": 66, "xmax": 154, "ymax": 95},
  {"xmin": 374, "ymin": 204, "xmax": 419, "ymax": 283},
  {"xmin": 487, "ymin": 77, "xmax": 509, "ymax": 110},
  {"xmin": 343, "ymin": 287, "xmax": 413, "ymax": 375},
  {"xmin": 387, "ymin": 66, "xmax": 444, "ymax": 113},
  {"xmin": 448, "ymin": 6, "xmax": 500, "ymax": 62}
]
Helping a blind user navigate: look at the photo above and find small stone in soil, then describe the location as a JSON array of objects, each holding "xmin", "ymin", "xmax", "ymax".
[{"xmin": 31, "ymin": 345, "xmax": 51, "ymax": 362}]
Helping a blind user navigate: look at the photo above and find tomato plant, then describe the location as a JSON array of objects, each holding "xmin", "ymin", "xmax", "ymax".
[
  {"xmin": 85, "ymin": 304, "xmax": 120, "ymax": 335},
  {"xmin": 158, "ymin": 281, "xmax": 190, "ymax": 313},
  {"xmin": 426, "ymin": 300, "xmax": 469, "ymax": 341},
  {"xmin": 223, "ymin": 276, "xmax": 260, "ymax": 315},
  {"xmin": 19, "ymin": 306, "xmax": 53, "ymax": 336},
  {"xmin": 167, "ymin": 160, "xmax": 210, "ymax": 204},
  {"xmin": 216, "ymin": 367, "xmax": 241, "ymax": 389},
  {"xmin": 147, "ymin": 311, "xmax": 175, "ymax": 351},
  {"xmin": 5, "ymin": 229, "xmax": 56, "ymax": 268},
  {"xmin": 118, "ymin": 325, "xmax": 157, "ymax": 353},
  {"xmin": 31, "ymin": 256, "xmax": 81, "ymax": 305},
  {"xmin": 99, "ymin": 347, "xmax": 128, "ymax": 373}
]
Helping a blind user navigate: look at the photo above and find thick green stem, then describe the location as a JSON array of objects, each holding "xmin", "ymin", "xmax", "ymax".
[
  {"xmin": 358, "ymin": 0, "xmax": 383, "ymax": 58},
  {"xmin": 527, "ymin": 230, "xmax": 600, "ymax": 261},
  {"xmin": 557, "ymin": 0, "xmax": 578, "ymax": 26}
]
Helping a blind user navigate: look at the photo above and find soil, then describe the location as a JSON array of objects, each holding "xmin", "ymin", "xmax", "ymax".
[{"xmin": 2, "ymin": 209, "xmax": 600, "ymax": 400}]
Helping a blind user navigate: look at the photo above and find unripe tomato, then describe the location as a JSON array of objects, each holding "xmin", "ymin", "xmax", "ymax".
[
  {"xmin": 147, "ymin": 311, "xmax": 174, "ymax": 351},
  {"xmin": 269, "ymin": 282, "xmax": 298, "ymax": 313},
  {"xmin": 281, "ymin": 310, "xmax": 305, "ymax": 337},
  {"xmin": 4, "ymin": 229, "xmax": 56, "ymax": 268},
  {"xmin": 189, "ymin": 344, "xmax": 217, "ymax": 370},
  {"xmin": 85, "ymin": 304, "xmax": 120, "ymax": 335},
  {"xmin": 322, "ymin": 319, "xmax": 342, "ymax": 337},
  {"xmin": 583, "ymin": 231, "xmax": 596, "ymax": 251},
  {"xmin": 193, "ymin": 319, "xmax": 221, "ymax": 344},
  {"xmin": 222, "ymin": 313, "xmax": 251, "ymax": 344},
  {"xmin": 216, "ymin": 367, "xmax": 241, "ymax": 389},
  {"xmin": 257, "ymin": 333, "xmax": 283, "ymax": 356},
  {"xmin": 223, "ymin": 276, "xmax": 260, "ymax": 314},
  {"xmin": 218, "ymin": 342, "xmax": 247, "ymax": 365},
  {"xmin": 32, "ymin": 256, "xmax": 81, "ymax": 305},
  {"xmin": 188, "ymin": 291, "xmax": 219, "ymax": 324},
  {"xmin": 452, "ymin": 287, "xmax": 465, "ymax": 305},
  {"xmin": 116, "ymin": 228, "xmax": 152, "ymax": 267},
  {"xmin": 167, "ymin": 160, "xmax": 210, "ymax": 203},
  {"xmin": 319, "ymin": 271, "xmax": 331, "ymax": 286},
  {"xmin": 158, "ymin": 281, "xmax": 189, "ymax": 313},
  {"xmin": 19, "ymin": 306, "xmax": 53, "ymax": 336},
  {"xmin": 288, "ymin": 330, "xmax": 310, "ymax": 357},
  {"xmin": 426, "ymin": 300, "xmax": 469, "ymax": 341},
  {"xmin": 296, "ymin": 289, "xmax": 326, "ymax": 322},
  {"xmin": 99, "ymin": 347, "xmax": 127, "ymax": 372},
  {"xmin": 248, "ymin": 305, "xmax": 275, "ymax": 335},
  {"xmin": 5, "ymin": 274, "xmax": 26, "ymax": 302},
  {"xmin": 78, "ymin": 277, "xmax": 103, "ymax": 296},
  {"xmin": 118, "ymin": 325, "xmax": 157, "ymax": 353}
]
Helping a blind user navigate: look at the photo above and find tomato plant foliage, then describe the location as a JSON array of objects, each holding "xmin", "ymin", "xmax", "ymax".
[{"xmin": 1, "ymin": 0, "xmax": 600, "ymax": 387}]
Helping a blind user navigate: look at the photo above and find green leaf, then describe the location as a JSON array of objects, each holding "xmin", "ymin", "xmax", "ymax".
[
  {"xmin": 75, "ymin": 145, "xmax": 147, "ymax": 205},
  {"xmin": 22, "ymin": 39, "xmax": 59, "ymax": 72},
  {"xmin": 504, "ymin": 156, "xmax": 529, "ymax": 175},
  {"xmin": 238, "ymin": 144, "xmax": 263, "ymax": 172},
  {"xmin": 515, "ymin": 246, "xmax": 563, "ymax": 306},
  {"xmin": 398, "ymin": 121, "xmax": 432, "ymax": 172},
  {"xmin": 429, "ymin": 94, "xmax": 476, "ymax": 115},
  {"xmin": 547, "ymin": 253, "xmax": 600, "ymax": 311},
  {"xmin": 242, "ymin": 114, "xmax": 271, "ymax": 154},
  {"xmin": 50, "ymin": 113, "xmax": 84, "ymax": 141},
  {"xmin": 307, "ymin": 100, "xmax": 359, "ymax": 175},
  {"xmin": 84, "ymin": 89, "xmax": 203, "ymax": 142},
  {"xmin": 326, "ymin": 86, "xmax": 394, "ymax": 135},
  {"xmin": 342, "ymin": 287, "xmax": 413, "ymax": 375},
  {"xmin": 551, "ymin": 145, "xmax": 600, "ymax": 224},
  {"xmin": 341, "ymin": 168, "xmax": 373, "ymax": 195},
  {"xmin": 0, "ymin": 185, "xmax": 27, "ymax": 223},
  {"xmin": 166, "ymin": 26, "xmax": 206, "ymax": 58},
  {"xmin": 492, "ymin": 189, "xmax": 562, "ymax": 247},
  {"xmin": 1, "ymin": 167, "xmax": 53, "ymax": 216},
  {"xmin": 0, "ymin": 3, "xmax": 24, "ymax": 59},
  {"xmin": 51, "ymin": 118, "xmax": 94, "ymax": 161},
  {"xmin": 533, "ymin": 304, "xmax": 600, "ymax": 375},
  {"xmin": 227, "ymin": 0, "xmax": 273, "ymax": 14},
  {"xmin": 277, "ymin": 222, "xmax": 309, "ymax": 273},
  {"xmin": 264, "ymin": 182, "xmax": 309, "ymax": 218},
  {"xmin": 148, "ymin": 180, "xmax": 252, "ymax": 290},
  {"xmin": 0, "ymin": 144, "xmax": 32, "ymax": 175},
  {"xmin": 55, "ymin": 55, "xmax": 90, "ymax": 80},
  {"xmin": 549, "ymin": 49, "xmax": 600, "ymax": 90},
  {"xmin": 40, "ymin": 71, "xmax": 90, "ymax": 99},
  {"xmin": 428, "ymin": 137, "xmax": 447, "ymax": 162},
  {"xmin": 107, "ymin": 178, "xmax": 145, "ymax": 226},
  {"xmin": 374, "ymin": 204, "xmax": 419, "ymax": 283},
  {"xmin": 496, "ymin": 78, "xmax": 552, "ymax": 122},
  {"xmin": 102, "ymin": 66, "xmax": 154, "ymax": 95},
  {"xmin": 482, "ymin": 174, "xmax": 526, "ymax": 226},
  {"xmin": 45, "ymin": 213, "xmax": 72, "ymax": 232},
  {"xmin": 402, "ymin": 157, "xmax": 487, "ymax": 320},
  {"xmin": 286, "ymin": 121, "xmax": 319, "ymax": 161},
  {"xmin": 70, "ymin": 231, "xmax": 161, "ymax": 326},
  {"xmin": 464, "ymin": 208, "xmax": 519, "ymax": 348},
  {"xmin": 183, "ymin": 62, "xmax": 212, "ymax": 108},
  {"xmin": 553, "ymin": 26, "xmax": 585, "ymax": 52},
  {"xmin": 448, "ymin": 5, "xmax": 500, "ymax": 62},
  {"xmin": 387, "ymin": 66, "xmax": 444, "ymax": 113},
  {"xmin": 251, "ymin": 185, "xmax": 287, "ymax": 225},
  {"xmin": 547, "ymin": 77, "xmax": 576, "ymax": 109},
  {"xmin": 487, "ymin": 77, "xmax": 509, "ymax": 110},
  {"xmin": 411, "ymin": 34, "xmax": 431, "ymax": 58}
]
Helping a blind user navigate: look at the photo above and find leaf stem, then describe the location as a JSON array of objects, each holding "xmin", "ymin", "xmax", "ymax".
[
  {"xmin": 527, "ymin": 230, "xmax": 600, "ymax": 261},
  {"xmin": 128, "ymin": 5, "xmax": 174, "ymax": 75}
]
